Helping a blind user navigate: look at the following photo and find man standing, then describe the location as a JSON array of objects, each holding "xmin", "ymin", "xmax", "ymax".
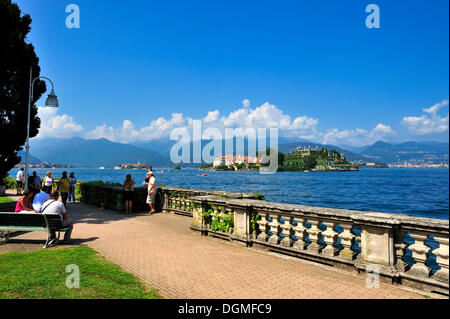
[
  {"xmin": 146, "ymin": 171, "xmax": 156, "ymax": 215},
  {"xmin": 32, "ymin": 171, "xmax": 41, "ymax": 191},
  {"xmin": 16, "ymin": 168, "xmax": 24, "ymax": 195}
]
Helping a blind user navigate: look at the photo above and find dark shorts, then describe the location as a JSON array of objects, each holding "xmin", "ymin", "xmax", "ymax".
[
  {"xmin": 123, "ymin": 191, "xmax": 134, "ymax": 201},
  {"xmin": 17, "ymin": 181, "xmax": 23, "ymax": 188}
]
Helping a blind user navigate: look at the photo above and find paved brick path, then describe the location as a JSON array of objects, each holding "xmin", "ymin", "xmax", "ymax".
[{"xmin": 1, "ymin": 201, "xmax": 425, "ymax": 299}]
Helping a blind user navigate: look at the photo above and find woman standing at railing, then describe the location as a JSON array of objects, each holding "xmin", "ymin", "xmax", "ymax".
[
  {"xmin": 68, "ymin": 172, "xmax": 77, "ymax": 203},
  {"xmin": 123, "ymin": 174, "xmax": 136, "ymax": 214},
  {"xmin": 42, "ymin": 172, "xmax": 53, "ymax": 194}
]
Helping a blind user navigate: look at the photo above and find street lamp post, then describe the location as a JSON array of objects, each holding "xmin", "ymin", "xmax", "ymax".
[{"xmin": 25, "ymin": 66, "xmax": 59, "ymax": 190}]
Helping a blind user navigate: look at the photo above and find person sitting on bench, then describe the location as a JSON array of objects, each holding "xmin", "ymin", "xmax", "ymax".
[
  {"xmin": 32, "ymin": 189, "xmax": 51, "ymax": 213},
  {"xmin": 41, "ymin": 191, "xmax": 74, "ymax": 245},
  {"xmin": 15, "ymin": 189, "xmax": 35, "ymax": 213}
]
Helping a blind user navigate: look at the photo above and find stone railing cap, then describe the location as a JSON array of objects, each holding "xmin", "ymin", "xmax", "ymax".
[{"xmin": 190, "ymin": 195, "xmax": 449, "ymax": 231}]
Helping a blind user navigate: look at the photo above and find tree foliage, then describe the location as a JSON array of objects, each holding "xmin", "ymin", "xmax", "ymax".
[
  {"xmin": 258, "ymin": 148, "xmax": 285, "ymax": 166},
  {"xmin": 0, "ymin": 0, "xmax": 45, "ymax": 183}
]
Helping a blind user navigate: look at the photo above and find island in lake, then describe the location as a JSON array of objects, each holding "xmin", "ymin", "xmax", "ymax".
[
  {"xmin": 115, "ymin": 163, "xmax": 151, "ymax": 170},
  {"xmin": 201, "ymin": 146, "xmax": 360, "ymax": 172}
]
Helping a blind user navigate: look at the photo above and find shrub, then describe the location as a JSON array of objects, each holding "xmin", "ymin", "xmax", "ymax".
[
  {"xmin": 3, "ymin": 177, "xmax": 17, "ymax": 190},
  {"xmin": 254, "ymin": 193, "xmax": 265, "ymax": 201}
]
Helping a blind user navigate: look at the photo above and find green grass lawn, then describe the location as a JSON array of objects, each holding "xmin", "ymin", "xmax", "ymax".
[
  {"xmin": 0, "ymin": 246, "xmax": 163, "ymax": 299},
  {"xmin": 0, "ymin": 197, "xmax": 14, "ymax": 204}
]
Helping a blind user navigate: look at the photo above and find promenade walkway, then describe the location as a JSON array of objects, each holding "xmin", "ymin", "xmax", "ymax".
[{"xmin": 1, "ymin": 200, "xmax": 425, "ymax": 299}]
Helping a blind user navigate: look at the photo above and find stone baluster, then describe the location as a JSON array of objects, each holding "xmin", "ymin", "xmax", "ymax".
[
  {"xmin": 338, "ymin": 222, "xmax": 357, "ymax": 260},
  {"xmin": 256, "ymin": 212, "xmax": 269, "ymax": 241},
  {"xmin": 293, "ymin": 217, "xmax": 308, "ymax": 250},
  {"xmin": 162, "ymin": 190, "xmax": 169, "ymax": 213},
  {"xmin": 280, "ymin": 215, "xmax": 294, "ymax": 248},
  {"xmin": 175, "ymin": 195, "xmax": 180, "ymax": 209},
  {"xmin": 321, "ymin": 221, "xmax": 338, "ymax": 257},
  {"xmin": 431, "ymin": 234, "xmax": 449, "ymax": 284},
  {"xmin": 394, "ymin": 230, "xmax": 409, "ymax": 273},
  {"xmin": 408, "ymin": 231, "xmax": 431, "ymax": 278},
  {"xmin": 180, "ymin": 195, "xmax": 186, "ymax": 210},
  {"xmin": 268, "ymin": 214, "xmax": 281, "ymax": 245},
  {"xmin": 306, "ymin": 219, "xmax": 324, "ymax": 253}
]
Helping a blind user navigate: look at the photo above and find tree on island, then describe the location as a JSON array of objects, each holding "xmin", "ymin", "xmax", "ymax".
[
  {"xmin": 258, "ymin": 148, "xmax": 285, "ymax": 167},
  {"xmin": 0, "ymin": 0, "xmax": 46, "ymax": 188}
]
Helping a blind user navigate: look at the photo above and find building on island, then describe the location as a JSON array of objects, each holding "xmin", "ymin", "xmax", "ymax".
[{"xmin": 212, "ymin": 155, "xmax": 262, "ymax": 168}]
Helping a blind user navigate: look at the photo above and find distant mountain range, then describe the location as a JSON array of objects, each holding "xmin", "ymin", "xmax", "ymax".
[
  {"xmin": 28, "ymin": 137, "xmax": 170, "ymax": 167},
  {"xmin": 18, "ymin": 151, "xmax": 42, "ymax": 164},
  {"xmin": 23, "ymin": 137, "xmax": 448, "ymax": 167},
  {"xmin": 357, "ymin": 141, "xmax": 449, "ymax": 164},
  {"xmin": 135, "ymin": 137, "xmax": 449, "ymax": 165}
]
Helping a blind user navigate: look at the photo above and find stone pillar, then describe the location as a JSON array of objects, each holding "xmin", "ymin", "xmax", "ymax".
[
  {"xmin": 351, "ymin": 213, "xmax": 399, "ymax": 268},
  {"xmin": 280, "ymin": 215, "xmax": 293, "ymax": 248},
  {"xmin": 322, "ymin": 221, "xmax": 338, "ymax": 257},
  {"xmin": 360, "ymin": 225, "xmax": 395, "ymax": 265},
  {"xmin": 408, "ymin": 231, "xmax": 432, "ymax": 278},
  {"xmin": 394, "ymin": 230, "xmax": 409, "ymax": 273},
  {"xmin": 230, "ymin": 204, "xmax": 252, "ymax": 245},
  {"xmin": 190, "ymin": 198, "xmax": 204, "ymax": 233},
  {"xmin": 306, "ymin": 219, "xmax": 323, "ymax": 253},
  {"xmin": 433, "ymin": 234, "xmax": 449, "ymax": 284}
]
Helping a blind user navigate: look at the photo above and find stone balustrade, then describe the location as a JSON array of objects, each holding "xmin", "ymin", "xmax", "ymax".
[
  {"xmin": 79, "ymin": 184, "xmax": 449, "ymax": 294},
  {"xmin": 80, "ymin": 184, "xmax": 262, "ymax": 215},
  {"xmin": 80, "ymin": 184, "xmax": 152, "ymax": 212},
  {"xmin": 158, "ymin": 186, "xmax": 263, "ymax": 217},
  {"xmin": 188, "ymin": 194, "xmax": 449, "ymax": 295}
]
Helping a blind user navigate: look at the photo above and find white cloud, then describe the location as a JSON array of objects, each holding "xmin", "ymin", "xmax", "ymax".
[
  {"xmin": 37, "ymin": 98, "xmax": 448, "ymax": 146},
  {"xmin": 401, "ymin": 100, "xmax": 449, "ymax": 135},
  {"xmin": 423, "ymin": 99, "xmax": 449, "ymax": 115},
  {"xmin": 36, "ymin": 107, "xmax": 83, "ymax": 139},
  {"xmin": 372, "ymin": 123, "xmax": 394, "ymax": 134},
  {"xmin": 86, "ymin": 113, "xmax": 190, "ymax": 143},
  {"xmin": 322, "ymin": 128, "xmax": 368, "ymax": 146},
  {"xmin": 86, "ymin": 101, "xmax": 319, "ymax": 143},
  {"xmin": 203, "ymin": 110, "xmax": 220, "ymax": 123},
  {"xmin": 321, "ymin": 123, "xmax": 395, "ymax": 146}
]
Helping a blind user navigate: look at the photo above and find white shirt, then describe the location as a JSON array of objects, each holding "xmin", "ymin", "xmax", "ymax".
[
  {"xmin": 43, "ymin": 176, "xmax": 53, "ymax": 186},
  {"xmin": 16, "ymin": 170, "xmax": 24, "ymax": 182},
  {"xmin": 41, "ymin": 199, "xmax": 66, "ymax": 222},
  {"xmin": 32, "ymin": 192, "xmax": 50, "ymax": 212},
  {"xmin": 148, "ymin": 176, "xmax": 156, "ymax": 193}
]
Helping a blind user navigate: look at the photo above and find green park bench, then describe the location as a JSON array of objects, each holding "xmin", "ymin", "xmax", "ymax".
[{"xmin": 0, "ymin": 212, "xmax": 70, "ymax": 249}]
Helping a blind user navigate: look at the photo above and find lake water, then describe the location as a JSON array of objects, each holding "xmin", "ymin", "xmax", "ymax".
[{"xmin": 10, "ymin": 167, "xmax": 449, "ymax": 220}]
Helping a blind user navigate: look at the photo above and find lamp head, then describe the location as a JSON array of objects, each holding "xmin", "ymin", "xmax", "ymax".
[{"xmin": 45, "ymin": 88, "xmax": 59, "ymax": 107}]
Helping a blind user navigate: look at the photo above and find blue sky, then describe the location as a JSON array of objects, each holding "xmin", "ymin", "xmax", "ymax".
[{"xmin": 17, "ymin": 0, "xmax": 449, "ymax": 146}]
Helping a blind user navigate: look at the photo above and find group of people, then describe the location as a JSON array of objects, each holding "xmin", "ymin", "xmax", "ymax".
[
  {"xmin": 15, "ymin": 168, "xmax": 77, "ymax": 205},
  {"xmin": 13, "ymin": 167, "xmax": 156, "ymax": 245},
  {"xmin": 122, "ymin": 168, "xmax": 157, "ymax": 215},
  {"xmin": 14, "ymin": 185, "xmax": 74, "ymax": 246}
]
